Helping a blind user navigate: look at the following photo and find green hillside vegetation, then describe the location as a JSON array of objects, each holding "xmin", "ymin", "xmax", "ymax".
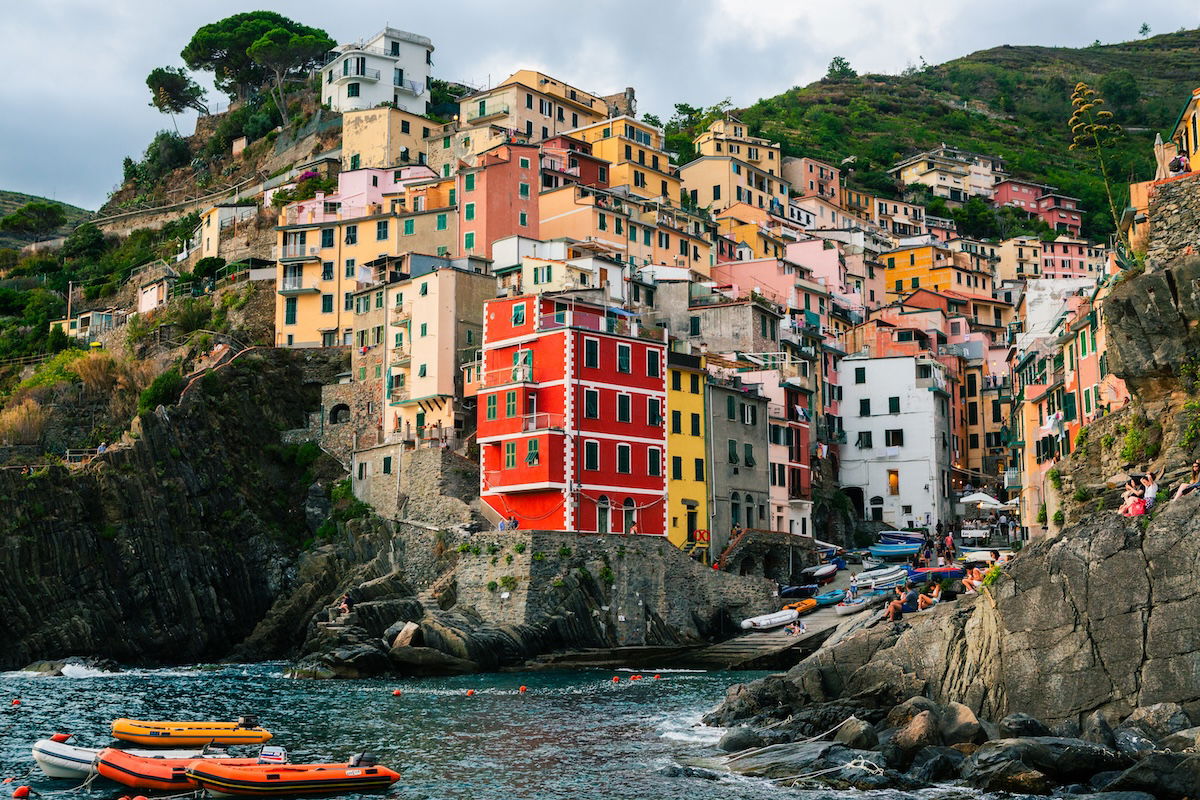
[
  {"xmin": 0, "ymin": 192, "xmax": 90, "ymax": 250},
  {"xmin": 669, "ymin": 28, "xmax": 1200, "ymax": 242}
]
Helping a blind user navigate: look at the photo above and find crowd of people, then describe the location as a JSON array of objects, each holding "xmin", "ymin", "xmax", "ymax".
[
  {"xmin": 882, "ymin": 549, "xmax": 1007, "ymax": 623},
  {"xmin": 1119, "ymin": 470, "xmax": 1160, "ymax": 517}
]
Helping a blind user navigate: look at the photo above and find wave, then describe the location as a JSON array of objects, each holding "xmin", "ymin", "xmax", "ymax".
[{"xmin": 655, "ymin": 711, "xmax": 724, "ymax": 744}]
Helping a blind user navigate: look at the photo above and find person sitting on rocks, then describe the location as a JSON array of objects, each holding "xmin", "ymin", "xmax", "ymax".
[
  {"xmin": 1174, "ymin": 460, "xmax": 1200, "ymax": 500},
  {"xmin": 1119, "ymin": 481, "xmax": 1147, "ymax": 517},
  {"xmin": 1141, "ymin": 471, "xmax": 1160, "ymax": 510},
  {"xmin": 336, "ymin": 593, "xmax": 353, "ymax": 616},
  {"xmin": 988, "ymin": 549, "xmax": 1007, "ymax": 566},
  {"xmin": 962, "ymin": 566, "xmax": 985, "ymax": 594},
  {"xmin": 918, "ymin": 583, "xmax": 941, "ymax": 610},
  {"xmin": 900, "ymin": 582, "xmax": 921, "ymax": 613},
  {"xmin": 884, "ymin": 587, "xmax": 906, "ymax": 622}
]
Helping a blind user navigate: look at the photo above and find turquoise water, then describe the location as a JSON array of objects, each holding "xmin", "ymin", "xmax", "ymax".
[{"xmin": 0, "ymin": 663, "xmax": 976, "ymax": 800}]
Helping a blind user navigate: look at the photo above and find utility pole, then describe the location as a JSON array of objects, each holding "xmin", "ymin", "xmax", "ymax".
[{"xmin": 66, "ymin": 280, "xmax": 73, "ymax": 324}]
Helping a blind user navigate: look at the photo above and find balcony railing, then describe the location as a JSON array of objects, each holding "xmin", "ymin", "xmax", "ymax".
[
  {"xmin": 468, "ymin": 103, "xmax": 509, "ymax": 122},
  {"xmin": 537, "ymin": 310, "xmax": 665, "ymax": 341},
  {"xmin": 335, "ymin": 67, "xmax": 381, "ymax": 81},
  {"xmin": 541, "ymin": 158, "xmax": 580, "ymax": 176},
  {"xmin": 278, "ymin": 277, "xmax": 321, "ymax": 294},
  {"xmin": 1004, "ymin": 468, "xmax": 1021, "ymax": 489},
  {"xmin": 389, "ymin": 346, "xmax": 411, "ymax": 365},
  {"xmin": 273, "ymin": 244, "xmax": 321, "ymax": 260},
  {"xmin": 395, "ymin": 77, "xmax": 424, "ymax": 94},
  {"xmin": 479, "ymin": 364, "xmax": 537, "ymax": 388},
  {"xmin": 519, "ymin": 412, "xmax": 566, "ymax": 432}
]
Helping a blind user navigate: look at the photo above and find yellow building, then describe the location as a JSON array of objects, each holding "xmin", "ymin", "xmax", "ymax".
[
  {"xmin": 455, "ymin": 70, "xmax": 610, "ymax": 146},
  {"xmin": 1169, "ymin": 86, "xmax": 1200, "ymax": 162},
  {"xmin": 715, "ymin": 204, "xmax": 788, "ymax": 260},
  {"xmin": 666, "ymin": 349, "xmax": 710, "ymax": 562},
  {"xmin": 882, "ymin": 243, "xmax": 995, "ymax": 302},
  {"xmin": 342, "ymin": 106, "xmax": 433, "ymax": 170},
  {"xmin": 693, "ymin": 116, "xmax": 782, "ymax": 177},
  {"xmin": 680, "ymin": 154, "xmax": 788, "ymax": 216},
  {"xmin": 568, "ymin": 116, "xmax": 680, "ymax": 201},
  {"xmin": 996, "ymin": 236, "xmax": 1042, "ymax": 281}
]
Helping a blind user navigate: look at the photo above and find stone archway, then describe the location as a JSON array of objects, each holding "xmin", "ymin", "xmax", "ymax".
[{"xmin": 329, "ymin": 403, "xmax": 351, "ymax": 424}]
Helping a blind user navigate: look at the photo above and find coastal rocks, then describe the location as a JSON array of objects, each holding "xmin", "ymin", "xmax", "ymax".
[
  {"xmin": 705, "ymin": 675, "xmax": 806, "ymax": 727},
  {"xmin": 906, "ymin": 746, "xmax": 963, "ymax": 783},
  {"xmin": 1083, "ymin": 711, "xmax": 1118, "ymax": 748},
  {"xmin": 717, "ymin": 726, "xmax": 764, "ymax": 753},
  {"xmin": 888, "ymin": 710, "xmax": 941, "ymax": 759},
  {"xmin": 20, "ymin": 656, "xmax": 120, "ymax": 676},
  {"xmin": 1121, "ymin": 701, "xmax": 1192, "ymax": 740},
  {"xmin": 1160, "ymin": 725, "xmax": 1200, "ymax": 752},
  {"xmin": 940, "ymin": 701, "xmax": 985, "ymax": 745},
  {"xmin": 725, "ymin": 741, "xmax": 907, "ymax": 789},
  {"xmin": 1101, "ymin": 753, "xmax": 1200, "ymax": 799},
  {"xmin": 386, "ymin": 645, "xmax": 478, "ymax": 676},
  {"xmin": 833, "ymin": 716, "xmax": 877, "ymax": 750},
  {"xmin": 961, "ymin": 737, "xmax": 1130, "ymax": 792},
  {"xmin": 998, "ymin": 712, "xmax": 1052, "ymax": 738}
]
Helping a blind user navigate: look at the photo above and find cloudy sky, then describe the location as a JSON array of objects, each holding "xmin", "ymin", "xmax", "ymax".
[{"xmin": 1, "ymin": 1, "xmax": 1193, "ymax": 210}]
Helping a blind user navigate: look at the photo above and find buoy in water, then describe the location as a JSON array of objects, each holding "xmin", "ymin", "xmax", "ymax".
[
  {"xmin": 611, "ymin": 676, "xmax": 620, "ymax": 683},
  {"xmin": 9, "ymin": 700, "xmax": 18, "ymax": 707},
  {"xmin": 391, "ymin": 689, "xmax": 402, "ymax": 696},
  {"xmin": 630, "ymin": 675, "xmax": 642, "ymax": 681},
  {"xmin": 49, "ymin": 733, "xmax": 71, "ymax": 743},
  {"xmin": 12, "ymin": 786, "xmax": 29, "ymax": 798},
  {"xmin": 653, "ymin": 674, "xmax": 661, "ymax": 680},
  {"xmin": 133, "ymin": 794, "xmax": 148, "ymax": 800},
  {"xmin": 466, "ymin": 689, "xmax": 475, "ymax": 696},
  {"xmin": 518, "ymin": 685, "xmax": 527, "ymax": 693}
]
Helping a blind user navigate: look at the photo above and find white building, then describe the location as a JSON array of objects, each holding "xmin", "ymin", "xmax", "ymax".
[
  {"xmin": 839, "ymin": 353, "xmax": 956, "ymax": 530},
  {"xmin": 322, "ymin": 28, "xmax": 433, "ymax": 114}
]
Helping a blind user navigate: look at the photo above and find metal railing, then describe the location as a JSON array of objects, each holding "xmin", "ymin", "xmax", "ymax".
[
  {"xmin": 520, "ymin": 412, "xmax": 566, "ymax": 431},
  {"xmin": 1004, "ymin": 468, "xmax": 1021, "ymax": 489},
  {"xmin": 467, "ymin": 103, "xmax": 509, "ymax": 121},
  {"xmin": 335, "ymin": 67, "xmax": 381, "ymax": 81},
  {"xmin": 541, "ymin": 158, "xmax": 580, "ymax": 176},
  {"xmin": 395, "ymin": 77, "xmax": 424, "ymax": 94},
  {"xmin": 537, "ymin": 310, "xmax": 666, "ymax": 341},
  {"xmin": 274, "ymin": 244, "xmax": 320, "ymax": 260},
  {"xmin": 479, "ymin": 364, "xmax": 536, "ymax": 387}
]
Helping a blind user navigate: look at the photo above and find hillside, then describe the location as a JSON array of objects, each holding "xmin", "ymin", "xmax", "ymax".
[
  {"xmin": 735, "ymin": 28, "xmax": 1200, "ymax": 240},
  {"xmin": 0, "ymin": 190, "xmax": 90, "ymax": 249}
]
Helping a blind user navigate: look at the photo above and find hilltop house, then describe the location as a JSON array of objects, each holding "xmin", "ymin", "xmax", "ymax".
[{"xmin": 321, "ymin": 27, "xmax": 433, "ymax": 113}]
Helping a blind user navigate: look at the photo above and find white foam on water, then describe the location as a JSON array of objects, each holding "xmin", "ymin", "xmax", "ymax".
[
  {"xmin": 655, "ymin": 711, "xmax": 725, "ymax": 744},
  {"xmin": 58, "ymin": 664, "xmax": 119, "ymax": 678}
]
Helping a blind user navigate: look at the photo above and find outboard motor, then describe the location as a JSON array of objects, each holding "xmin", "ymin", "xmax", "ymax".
[
  {"xmin": 236, "ymin": 715, "xmax": 260, "ymax": 729},
  {"xmin": 258, "ymin": 746, "xmax": 288, "ymax": 764},
  {"xmin": 348, "ymin": 753, "xmax": 378, "ymax": 768}
]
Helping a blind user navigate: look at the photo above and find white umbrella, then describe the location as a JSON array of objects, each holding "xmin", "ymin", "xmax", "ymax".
[{"xmin": 960, "ymin": 491, "xmax": 1001, "ymax": 505}]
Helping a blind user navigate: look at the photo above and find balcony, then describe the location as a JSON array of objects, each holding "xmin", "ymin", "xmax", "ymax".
[
  {"xmin": 519, "ymin": 412, "xmax": 566, "ymax": 432},
  {"xmin": 467, "ymin": 103, "xmax": 510, "ymax": 123},
  {"xmin": 537, "ymin": 310, "xmax": 665, "ymax": 341},
  {"xmin": 389, "ymin": 346, "xmax": 412, "ymax": 366},
  {"xmin": 395, "ymin": 77, "xmax": 424, "ymax": 95},
  {"xmin": 277, "ymin": 277, "xmax": 321, "ymax": 295},
  {"xmin": 390, "ymin": 309, "xmax": 410, "ymax": 326},
  {"xmin": 333, "ymin": 67, "xmax": 381, "ymax": 82},
  {"xmin": 274, "ymin": 244, "xmax": 321, "ymax": 261},
  {"xmin": 386, "ymin": 386, "xmax": 410, "ymax": 405},
  {"xmin": 479, "ymin": 363, "xmax": 537, "ymax": 388},
  {"xmin": 540, "ymin": 157, "xmax": 581, "ymax": 176},
  {"xmin": 1004, "ymin": 468, "xmax": 1021, "ymax": 489}
]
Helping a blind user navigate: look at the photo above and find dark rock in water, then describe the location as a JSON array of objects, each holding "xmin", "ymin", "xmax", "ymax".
[
  {"xmin": 1122, "ymin": 702, "xmax": 1192, "ymax": 740},
  {"xmin": 703, "ymin": 675, "xmax": 806, "ymax": 727},
  {"xmin": 1160, "ymin": 725, "xmax": 1200, "ymax": 752},
  {"xmin": 725, "ymin": 741, "xmax": 892, "ymax": 785},
  {"xmin": 890, "ymin": 710, "xmax": 942, "ymax": 759},
  {"xmin": 907, "ymin": 745, "xmax": 964, "ymax": 783},
  {"xmin": 833, "ymin": 716, "xmax": 878, "ymax": 750},
  {"xmin": 1102, "ymin": 753, "xmax": 1200, "ymax": 799},
  {"xmin": 654, "ymin": 764, "xmax": 721, "ymax": 781},
  {"xmin": 1054, "ymin": 719, "xmax": 1082, "ymax": 739},
  {"xmin": 999, "ymin": 712, "xmax": 1052, "ymax": 738},
  {"xmin": 21, "ymin": 660, "xmax": 66, "ymax": 676},
  {"xmin": 940, "ymin": 701, "xmax": 985, "ymax": 745},
  {"xmin": 21, "ymin": 656, "xmax": 120, "ymax": 676},
  {"xmin": 1089, "ymin": 770, "xmax": 1124, "ymax": 791},
  {"xmin": 1083, "ymin": 710, "xmax": 1117, "ymax": 748},
  {"xmin": 387, "ymin": 645, "xmax": 478, "ymax": 676},
  {"xmin": 885, "ymin": 696, "xmax": 942, "ymax": 728},
  {"xmin": 1112, "ymin": 727, "xmax": 1157, "ymax": 756},
  {"xmin": 717, "ymin": 726, "xmax": 764, "ymax": 753},
  {"xmin": 962, "ymin": 737, "xmax": 1130, "ymax": 791}
]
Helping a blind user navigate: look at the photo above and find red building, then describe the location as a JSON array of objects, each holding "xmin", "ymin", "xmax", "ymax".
[
  {"xmin": 992, "ymin": 178, "xmax": 1054, "ymax": 213},
  {"xmin": 539, "ymin": 134, "xmax": 610, "ymax": 192},
  {"xmin": 477, "ymin": 294, "xmax": 667, "ymax": 534},
  {"xmin": 1035, "ymin": 192, "xmax": 1084, "ymax": 236},
  {"xmin": 458, "ymin": 142, "xmax": 542, "ymax": 259}
]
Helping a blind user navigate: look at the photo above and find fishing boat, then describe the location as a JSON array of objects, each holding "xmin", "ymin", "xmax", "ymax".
[
  {"xmin": 799, "ymin": 564, "xmax": 838, "ymax": 585},
  {"xmin": 867, "ymin": 543, "xmax": 921, "ymax": 558},
  {"xmin": 814, "ymin": 589, "xmax": 846, "ymax": 607},
  {"xmin": 960, "ymin": 550, "xmax": 1013, "ymax": 564},
  {"xmin": 32, "ymin": 736, "xmax": 211, "ymax": 781},
  {"xmin": 783, "ymin": 598, "xmax": 818, "ymax": 615},
  {"xmin": 96, "ymin": 748, "xmax": 275, "ymax": 790},
  {"xmin": 184, "ymin": 756, "xmax": 400, "ymax": 798},
  {"xmin": 834, "ymin": 597, "xmax": 868, "ymax": 616},
  {"xmin": 740, "ymin": 609, "xmax": 800, "ymax": 630},
  {"xmin": 855, "ymin": 565, "xmax": 909, "ymax": 591},
  {"xmin": 778, "ymin": 583, "xmax": 818, "ymax": 598},
  {"xmin": 111, "ymin": 718, "xmax": 272, "ymax": 748},
  {"xmin": 878, "ymin": 531, "xmax": 926, "ymax": 545},
  {"xmin": 913, "ymin": 565, "xmax": 965, "ymax": 580}
]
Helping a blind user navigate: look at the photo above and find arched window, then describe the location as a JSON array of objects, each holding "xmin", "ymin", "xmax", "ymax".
[
  {"xmin": 597, "ymin": 495, "xmax": 610, "ymax": 534},
  {"xmin": 623, "ymin": 498, "xmax": 636, "ymax": 532}
]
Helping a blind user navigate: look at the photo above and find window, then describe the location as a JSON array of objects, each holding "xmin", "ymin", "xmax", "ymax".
[
  {"xmin": 743, "ymin": 443, "xmax": 756, "ymax": 467},
  {"xmin": 671, "ymin": 410, "xmax": 682, "ymax": 433},
  {"xmin": 526, "ymin": 439, "xmax": 540, "ymax": 465},
  {"xmin": 887, "ymin": 469, "xmax": 900, "ymax": 495},
  {"xmin": 347, "ymin": 82, "xmax": 360, "ymax": 98},
  {"xmin": 885, "ymin": 429, "xmax": 904, "ymax": 447},
  {"xmin": 511, "ymin": 302, "xmax": 526, "ymax": 325},
  {"xmin": 344, "ymin": 292, "xmax": 353, "ymax": 310},
  {"xmin": 376, "ymin": 220, "xmax": 388, "ymax": 240},
  {"xmin": 648, "ymin": 448, "xmax": 661, "ymax": 476},
  {"xmin": 690, "ymin": 374, "xmax": 700, "ymax": 394},
  {"xmin": 650, "ymin": 399, "xmax": 664, "ymax": 427},
  {"xmin": 418, "ymin": 282, "xmax": 428, "ymax": 296},
  {"xmin": 504, "ymin": 391, "xmax": 517, "ymax": 418},
  {"xmin": 345, "ymin": 258, "xmax": 356, "ymax": 278},
  {"xmin": 671, "ymin": 456, "xmax": 683, "ymax": 480},
  {"xmin": 646, "ymin": 349, "xmax": 660, "ymax": 377},
  {"xmin": 419, "ymin": 322, "xmax": 428, "ymax": 337},
  {"xmin": 854, "ymin": 367, "xmax": 866, "ymax": 384},
  {"xmin": 486, "ymin": 395, "xmax": 497, "ymax": 419},
  {"xmin": 617, "ymin": 394, "xmax": 631, "ymax": 422},
  {"xmin": 345, "ymin": 225, "xmax": 358, "ymax": 245},
  {"xmin": 727, "ymin": 439, "xmax": 739, "ymax": 464},
  {"xmin": 321, "ymin": 229, "xmax": 334, "ymax": 248},
  {"xmin": 694, "ymin": 458, "xmax": 705, "ymax": 481},
  {"xmin": 889, "ymin": 396, "xmax": 900, "ymax": 414},
  {"xmin": 465, "ymin": 203, "xmax": 475, "ymax": 221},
  {"xmin": 418, "ymin": 364, "xmax": 427, "ymax": 377},
  {"xmin": 321, "ymin": 261, "xmax": 334, "ymax": 280},
  {"xmin": 284, "ymin": 297, "xmax": 297, "ymax": 325},
  {"xmin": 671, "ymin": 371, "xmax": 681, "ymax": 391},
  {"xmin": 689, "ymin": 316, "xmax": 700, "ymax": 335},
  {"xmin": 583, "ymin": 338, "xmax": 599, "ymax": 368},
  {"xmin": 464, "ymin": 232, "xmax": 475, "ymax": 251},
  {"xmin": 856, "ymin": 431, "xmax": 873, "ymax": 448},
  {"xmin": 321, "ymin": 294, "xmax": 333, "ymax": 313},
  {"xmin": 435, "ymin": 213, "xmax": 447, "ymax": 231},
  {"xmin": 519, "ymin": 182, "xmax": 530, "ymax": 198},
  {"xmin": 616, "ymin": 344, "xmax": 631, "ymax": 373},
  {"xmin": 584, "ymin": 440, "xmax": 599, "ymax": 470},
  {"xmin": 584, "ymin": 389, "xmax": 599, "ymax": 418},
  {"xmin": 859, "ymin": 398, "xmax": 870, "ymax": 416},
  {"xmin": 519, "ymin": 157, "xmax": 530, "ymax": 169},
  {"xmin": 403, "ymin": 219, "xmax": 414, "ymax": 236},
  {"xmin": 519, "ymin": 211, "xmax": 528, "ymax": 227},
  {"xmin": 504, "ymin": 441, "xmax": 517, "ymax": 469},
  {"xmin": 616, "ymin": 444, "xmax": 631, "ymax": 474}
]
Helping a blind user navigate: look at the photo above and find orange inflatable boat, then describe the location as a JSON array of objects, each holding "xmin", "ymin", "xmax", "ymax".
[
  {"xmin": 96, "ymin": 748, "xmax": 263, "ymax": 790},
  {"xmin": 184, "ymin": 755, "xmax": 400, "ymax": 797}
]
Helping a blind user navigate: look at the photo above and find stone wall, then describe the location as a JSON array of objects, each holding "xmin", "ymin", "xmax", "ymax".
[{"xmin": 1146, "ymin": 173, "xmax": 1200, "ymax": 268}]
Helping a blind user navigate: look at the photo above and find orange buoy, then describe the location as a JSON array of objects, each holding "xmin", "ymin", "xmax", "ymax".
[
  {"xmin": 9, "ymin": 700, "xmax": 18, "ymax": 707},
  {"xmin": 611, "ymin": 676, "xmax": 620, "ymax": 683},
  {"xmin": 466, "ymin": 689, "xmax": 475, "ymax": 696},
  {"xmin": 132, "ymin": 795, "xmax": 148, "ymax": 800},
  {"xmin": 2, "ymin": 778, "xmax": 11, "ymax": 784},
  {"xmin": 391, "ymin": 689, "xmax": 402, "ymax": 696},
  {"xmin": 653, "ymin": 674, "xmax": 661, "ymax": 680},
  {"xmin": 49, "ymin": 733, "xmax": 71, "ymax": 743},
  {"xmin": 518, "ymin": 685, "xmax": 527, "ymax": 693},
  {"xmin": 12, "ymin": 786, "xmax": 29, "ymax": 799},
  {"xmin": 631, "ymin": 675, "xmax": 642, "ymax": 681}
]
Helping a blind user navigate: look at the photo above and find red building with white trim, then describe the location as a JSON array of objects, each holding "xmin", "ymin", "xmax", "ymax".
[{"xmin": 477, "ymin": 293, "xmax": 667, "ymax": 534}]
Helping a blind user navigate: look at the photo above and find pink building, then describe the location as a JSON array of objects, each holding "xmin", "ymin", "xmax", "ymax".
[
  {"xmin": 926, "ymin": 215, "xmax": 958, "ymax": 242},
  {"xmin": 1035, "ymin": 193, "xmax": 1084, "ymax": 236},
  {"xmin": 784, "ymin": 157, "xmax": 841, "ymax": 207},
  {"xmin": 992, "ymin": 179, "xmax": 1054, "ymax": 213},
  {"xmin": 457, "ymin": 142, "xmax": 542, "ymax": 259},
  {"xmin": 1041, "ymin": 236, "xmax": 1091, "ymax": 279},
  {"xmin": 785, "ymin": 238, "xmax": 864, "ymax": 312},
  {"xmin": 277, "ymin": 165, "xmax": 438, "ymax": 226}
]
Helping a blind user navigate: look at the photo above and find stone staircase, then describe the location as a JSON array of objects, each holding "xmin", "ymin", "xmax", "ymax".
[{"xmin": 416, "ymin": 564, "xmax": 458, "ymax": 612}]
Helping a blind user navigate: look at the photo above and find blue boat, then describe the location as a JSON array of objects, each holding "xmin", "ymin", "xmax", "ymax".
[
  {"xmin": 779, "ymin": 583, "xmax": 818, "ymax": 598},
  {"xmin": 879, "ymin": 531, "xmax": 926, "ymax": 545},
  {"xmin": 814, "ymin": 589, "xmax": 846, "ymax": 606},
  {"xmin": 868, "ymin": 543, "xmax": 921, "ymax": 558}
]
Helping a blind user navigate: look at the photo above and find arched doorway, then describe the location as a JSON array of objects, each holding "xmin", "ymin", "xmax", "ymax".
[
  {"xmin": 597, "ymin": 496, "xmax": 610, "ymax": 534},
  {"xmin": 623, "ymin": 498, "xmax": 636, "ymax": 532},
  {"xmin": 739, "ymin": 556, "xmax": 756, "ymax": 576},
  {"xmin": 844, "ymin": 487, "xmax": 865, "ymax": 519},
  {"xmin": 329, "ymin": 403, "xmax": 351, "ymax": 424},
  {"xmin": 730, "ymin": 492, "xmax": 741, "ymax": 528}
]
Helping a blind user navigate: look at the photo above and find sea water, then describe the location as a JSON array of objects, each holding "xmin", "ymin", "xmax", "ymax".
[{"xmin": 0, "ymin": 663, "xmax": 991, "ymax": 799}]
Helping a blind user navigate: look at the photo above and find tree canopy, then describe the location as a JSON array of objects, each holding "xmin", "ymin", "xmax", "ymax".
[
  {"xmin": 182, "ymin": 11, "xmax": 332, "ymax": 100},
  {"xmin": 0, "ymin": 201, "xmax": 68, "ymax": 243},
  {"xmin": 825, "ymin": 57, "xmax": 857, "ymax": 80},
  {"xmin": 247, "ymin": 26, "xmax": 335, "ymax": 124},
  {"xmin": 146, "ymin": 67, "xmax": 209, "ymax": 115}
]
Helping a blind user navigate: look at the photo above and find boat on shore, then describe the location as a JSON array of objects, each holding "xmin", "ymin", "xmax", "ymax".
[
  {"xmin": 855, "ymin": 565, "xmax": 908, "ymax": 591},
  {"xmin": 814, "ymin": 589, "xmax": 846, "ymax": 607},
  {"xmin": 740, "ymin": 609, "xmax": 800, "ymax": 630},
  {"xmin": 799, "ymin": 564, "xmax": 838, "ymax": 585},
  {"xmin": 868, "ymin": 543, "xmax": 921, "ymax": 558},
  {"xmin": 96, "ymin": 748, "xmax": 269, "ymax": 790},
  {"xmin": 912, "ymin": 565, "xmax": 965, "ymax": 581},
  {"xmin": 112, "ymin": 718, "xmax": 272, "ymax": 748},
  {"xmin": 834, "ymin": 597, "xmax": 868, "ymax": 616},
  {"xmin": 32, "ymin": 737, "xmax": 211, "ymax": 781},
  {"xmin": 184, "ymin": 757, "xmax": 400, "ymax": 797},
  {"xmin": 778, "ymin": 583, "xmax": 818, "ymax": 598},
  {"xmin": 879, "ymin": 531, "xmax": 926, "ymax": 545},
  {"xmin": 783, "ymin": 598, "xmax": 818, "ymax": 615}
]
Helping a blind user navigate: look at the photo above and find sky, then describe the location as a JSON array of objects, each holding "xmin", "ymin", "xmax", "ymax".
[{"xmin": 1, "ymin": 1, "xmax": 1194, "ymax": 210}]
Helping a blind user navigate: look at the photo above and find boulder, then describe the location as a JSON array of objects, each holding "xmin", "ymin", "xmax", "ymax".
[
  {"xmin": 703, "ymin": 675, "xmax": 805, "ymax": 727},
  {"xmin": 1159, "ymin": 725, "xmax": 1200, "ymax": 752},
  {"xmin": 999, "ymin": 712, "xmax": 1052, "ymax": 738},
  {"xmin": 1082, "ymin": 710, "xmax": 1117, "ymax": 748},
  {"xmin": 907, "ymin": 745, "xmax": 964, "ymax": 783},
  {"xmin": 1054, "ymin": 719, "xmax": 1082, "ymax": 739},
  {"xmin": 1101, "ymin": 753, "xmax": 1200, "ymax": 799},
  {"xmin": 962, "ymin": 737, "xmax": 1130, "ymax": 791},
  {"xmin": 22, "ymin": 660, "xmax": 66, "ymax": 676},
  {"xmin": 389, "ymin": 621, "xmax": 421, "ymax": 649},
  {"xmin": 1122, "ymin": 702, "xmax": 1192, "ymax": 740},
  {"xmin": 940, "ymin": 701, "xmax": 985, "ymax": 745},
  {"xmin": 885, "ymin": 696, "xmax": 942, "ymax": 728},
  {"xmin": 1112, "ymin": 726, "xmax": 1157, "ymax": 756},
  {"xmin": 717, "ymin": 726, "xmax": 764, "ymax": 753},
  {"xmin": 833, "ymin": 716, "xmax": 878, "ymax": 750},
  {"xmin": 387, "ymin": 645, "xmax": 478, "ymax": 676}
]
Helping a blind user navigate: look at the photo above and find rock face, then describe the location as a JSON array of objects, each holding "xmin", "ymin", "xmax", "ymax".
[
  {"xmin": 0, "ymin": 350, "xmax": 346, "ymax": 669},
  {"xmin": 711, "ymin": 500, "xmax": 1200, "ymax": 728}
]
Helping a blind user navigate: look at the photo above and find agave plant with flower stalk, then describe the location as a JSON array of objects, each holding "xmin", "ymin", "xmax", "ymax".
[{"xmin": 1068, "ymin": 82, "xmax": 1137, "ymax": 271}]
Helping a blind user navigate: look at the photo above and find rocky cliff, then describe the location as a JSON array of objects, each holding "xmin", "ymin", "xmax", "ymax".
[{"xmin": 0, "ymin": 349, "xmax": 345, "ymax": 668}]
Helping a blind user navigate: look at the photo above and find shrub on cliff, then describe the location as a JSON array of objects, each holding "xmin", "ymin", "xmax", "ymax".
[
  {"xmin": 0, "ymin": 398, "xmax": 49, "ymax": 445},
  {"xmin": 137, "ymin": 366, "xmax": 184, "ymax": 416}
]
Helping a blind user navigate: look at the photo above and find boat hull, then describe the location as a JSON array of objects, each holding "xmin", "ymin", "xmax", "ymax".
[
  {"xmin": 783, "ymin": 599, "xmax": 818, "ymax": 615},
  {"xmin": 856, "ymin": 566, "xmax": 909, "ymax": 591},
  {"xmin": 834, "ymin": 599, "xmax": 868, "ymax": 616},
  {"xmin": 740, "ymin": 609, "xmax": 800, "ymax": 630},
  {"xmin": 779, "ymin": 584, "xmax": 817, "ymax": 598},
  {"xmin": 32, "ymin": 741, "xmax": 101, "ymax": 780},
  {"xmin": 814, "ymin": 590, "xmax": 846, "ymax": 606},
  {"xmin": 112, "ymin": 719, "xmax": 272, "ymax": 748},
  {"xmin": 96, "ymin": 749, "xmax": 259, "ymax": 790},
  {"xmin": 868, "ymin": 543, "xmax": 921, "ymax": 558},
  {"xmin": 879, "ymin": 531, "xmax": 926, "ymax": 544},
  {"xmin": 184, "ymin": 763, "xmax": 401, "ymax": 797}
]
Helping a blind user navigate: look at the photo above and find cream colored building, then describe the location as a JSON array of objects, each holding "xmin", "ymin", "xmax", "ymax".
[
  {"xmin": 455, "ymin": 70, "xmax": 610, "ymax": 145},
  {"xmin": 996, "ymin": 236, "xmax": 1043, "ymax": 281},
  {"xmin": 693, "ymin": 116, "xmax": 782, "ymax": 177},
  {"xmin": 342, "ymin": 106, "xmax": 434, "ymax": 170}
]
